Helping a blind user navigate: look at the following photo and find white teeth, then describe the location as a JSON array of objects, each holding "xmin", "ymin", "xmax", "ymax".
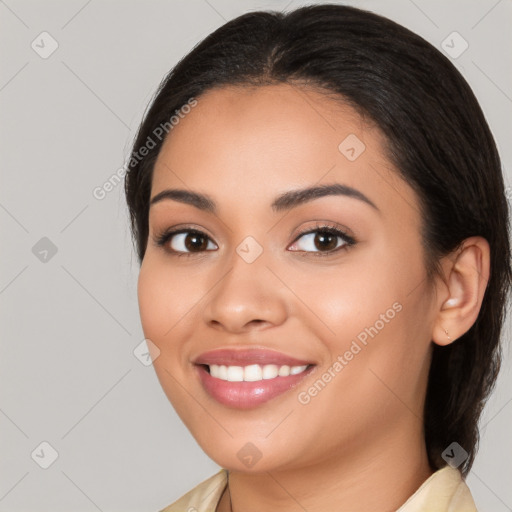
[
  {"xmin": 226, "ymin": 366, "xmax": 244, "ymax": 382},
  {"xmin": 218, "ymin": 365, "xmax": 228, "ymax": 380},
  {"xmin": 243, "ymin": 364, "xmax": 262, "ymax": 382},
  {"xmin": 278, "ymin": 365, "xmax": 290, "ymax": 377},
  {"xmin": 208, "ymin": 364, "xmax": 309, "ymax": 382},
  {"xmin": 262, "ymin": 364, "xmax": 279, "ymax": 379}
]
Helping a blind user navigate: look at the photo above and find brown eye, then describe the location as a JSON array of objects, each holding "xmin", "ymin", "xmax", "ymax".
[
  {"xmin": 288, "ymin": 225, "xmax": 356, "ymax": 256},
  {"xmin": 180, "ymin": 232, "xmax": 209, "ymax": 252},
  {"xmin": 156, "ymin": 229, "xmax": 218, "ymax": 255},
  {"xmin": 312, "ymin": 231, "xmax": 339, "ymax": 251}
]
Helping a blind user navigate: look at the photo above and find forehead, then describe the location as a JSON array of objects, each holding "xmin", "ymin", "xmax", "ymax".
[
  {"xmin": 155, "ymin": 84, "xmax": 371, "ymax": 172},
  {"xmin": 151, "ymin": 83, "xmax": 416, "ymax": 220}
]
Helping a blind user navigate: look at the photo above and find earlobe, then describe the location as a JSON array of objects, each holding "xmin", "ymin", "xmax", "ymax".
[
  {"xmin": 432, "ymin": 236, "xmax": 490, "ymax": 347},
  {"xmin": 432, "ymin": 323, "xmax": 455, "ymax": 347}
]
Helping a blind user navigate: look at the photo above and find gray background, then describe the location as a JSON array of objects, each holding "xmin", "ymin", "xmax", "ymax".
[{"xmin": 1, "ymin": 0, "xmax": 511, "ymax": 510}]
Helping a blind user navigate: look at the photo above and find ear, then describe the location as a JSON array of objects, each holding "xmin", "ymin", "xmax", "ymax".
[{"xmin": 432, "ymin": 236, "xmax": 490, "ymax": 346}]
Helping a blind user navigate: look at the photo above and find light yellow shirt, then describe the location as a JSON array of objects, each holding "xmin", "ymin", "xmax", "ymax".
[{"xmin": 160, "ymin": 464, "xmax": 478, "ymax": 512}]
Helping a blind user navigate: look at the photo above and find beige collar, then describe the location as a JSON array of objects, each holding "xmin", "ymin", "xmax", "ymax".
[{"xmin": 161, "ymin": 464, "xmax": 477, "ymax": 512}]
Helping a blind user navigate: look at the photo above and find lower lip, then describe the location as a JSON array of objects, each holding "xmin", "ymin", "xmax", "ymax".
[{"xmin": 195, "ymin": 364, "xmax": 316, "ymax": 409}]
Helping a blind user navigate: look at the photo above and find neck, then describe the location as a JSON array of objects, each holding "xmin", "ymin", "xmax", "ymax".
[{"xmin": 219, "ymin": 417, "xmax": 433, "ymax": 512}]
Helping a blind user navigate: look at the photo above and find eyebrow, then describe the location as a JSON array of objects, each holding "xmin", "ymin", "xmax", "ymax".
[{"xmin": 149, "ymin": 183, "xmax": 379, "ymax": 214}]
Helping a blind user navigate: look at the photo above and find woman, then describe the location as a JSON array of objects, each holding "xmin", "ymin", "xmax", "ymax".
[{"xmin": 124, "ymin": 4, "xmax": 511, "ymax": 511}]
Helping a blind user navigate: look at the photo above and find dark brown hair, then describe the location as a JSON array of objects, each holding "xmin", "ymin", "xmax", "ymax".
[{"xmin": 124, "ymin": 4, "xmax": 511, "ymax": 476}]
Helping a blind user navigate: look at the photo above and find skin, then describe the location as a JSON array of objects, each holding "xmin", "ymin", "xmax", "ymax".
[{"xmin": 137, "ymin": 83, "xmax": 490, "ymax": 512}]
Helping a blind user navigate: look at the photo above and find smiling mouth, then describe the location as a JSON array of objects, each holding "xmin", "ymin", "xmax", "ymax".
[
  {"xmin": 200, "ymin": 363, "xmax": 314, "ymax": 382},
  {"xmin": 195, "ymin": 362, "xmax": 317, "ymax": 409}
]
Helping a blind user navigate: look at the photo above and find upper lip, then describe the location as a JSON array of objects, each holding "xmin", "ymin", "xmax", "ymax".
[{"xmin": 193, "ymin": 348, "xmax": 315, "ymax": 367}]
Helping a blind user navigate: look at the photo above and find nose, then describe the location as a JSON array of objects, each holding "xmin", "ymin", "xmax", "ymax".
[{"xmin": 201, "ymin": 251, "xmax": 288, "ymax": 334}]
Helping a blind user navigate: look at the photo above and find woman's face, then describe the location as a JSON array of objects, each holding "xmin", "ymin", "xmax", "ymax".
[{"xmin": 138, "ymin": 84, "xmax": 438, "ymax": 472}]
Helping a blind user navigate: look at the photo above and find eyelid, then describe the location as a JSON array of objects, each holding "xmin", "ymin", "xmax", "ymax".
[
  {"xmin": 288, "ymin": 222, "xmax": 356, "ymax": 256},
  {"xmin": 290, "ymin": 221, "xmax": 355, "ymax": 243},
  {"xmin": 153, "ymin": 225, "xmax": 217, "ymax": 254}
]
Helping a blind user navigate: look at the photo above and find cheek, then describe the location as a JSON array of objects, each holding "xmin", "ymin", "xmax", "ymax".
[
  {"xmin": 284, "ymin": 255, "xmax": 405, "ymax": 347},
  {"xmin": 137, "ymin": 261, "xmax": 167, "ymax": 340},
  {"xmin": 137, "ymin": 257, "xmax": 194, "ymax": 347},
  {"xmin": 289, "ymin": 243, "xmax": 430, "ymax": 393},
  {"xmin": 137, "ymin": 258, "xmax": 197, "ymax": 410}
]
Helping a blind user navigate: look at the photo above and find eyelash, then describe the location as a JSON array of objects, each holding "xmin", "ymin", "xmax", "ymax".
[{"xmin": 154, "ymin": 222, "xmax": 356, "ymax": 258}]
